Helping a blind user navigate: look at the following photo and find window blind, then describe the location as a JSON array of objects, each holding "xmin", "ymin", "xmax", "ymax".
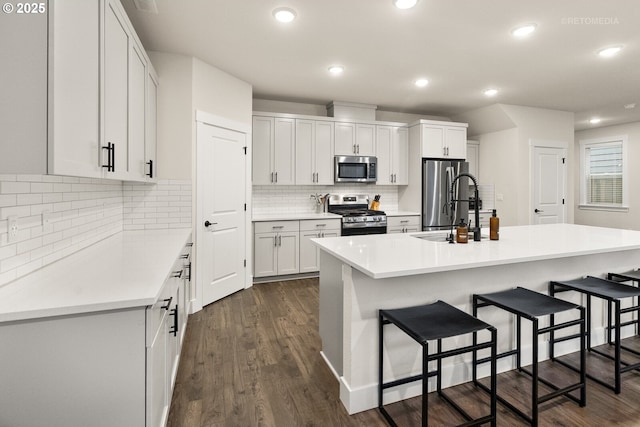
[{"xmin": 586, "ymin": 144, "xmax": 623, "ymax": 204}]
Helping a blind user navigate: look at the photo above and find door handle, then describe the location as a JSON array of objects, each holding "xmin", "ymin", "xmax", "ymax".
[
  {"xmin": 204, "ymin": 220, "xmax": 217, "ymax": 227},
  {"xmin": 535, "ymin": 209, "xmax": 544, "ymax": 213}
]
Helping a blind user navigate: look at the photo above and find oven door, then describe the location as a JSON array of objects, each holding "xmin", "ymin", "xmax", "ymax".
[
  {"xmin": 335, "ymin": 156, "xmax": 376, "ymax": 183},
  {"xmin": 341, "ymin": 225, "xmax": 387, "ymax": 236}
]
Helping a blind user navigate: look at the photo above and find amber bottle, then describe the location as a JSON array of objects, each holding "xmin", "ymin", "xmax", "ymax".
[
  {"xmin": 490, "ymin": 209, "xmax": 499, "ymax": 240},
  {"xmin": 456, "ymin": 219, "xmax": 468, "ymax": 243}
]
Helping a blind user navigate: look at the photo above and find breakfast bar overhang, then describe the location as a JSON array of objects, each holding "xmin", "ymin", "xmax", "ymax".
[{"xmin": 312, "ymin": 224, "xmax": 640, "ymax": 414}]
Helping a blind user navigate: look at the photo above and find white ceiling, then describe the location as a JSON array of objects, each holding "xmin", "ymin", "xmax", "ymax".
[{"xmin": 122, "ymin": 0, "xmax": 640, "ymax": 131}]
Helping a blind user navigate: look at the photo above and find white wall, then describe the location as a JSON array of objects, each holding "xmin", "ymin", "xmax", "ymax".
[
  {"xmin": 458, "ymin": 104, "xmax": 574, "ymax": 226},
  {"xmin": 574, "ymin": 121, "xmax": 640, "ymax": 230}
]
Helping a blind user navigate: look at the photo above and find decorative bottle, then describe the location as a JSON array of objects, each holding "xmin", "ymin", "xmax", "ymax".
[
  {"xmin": 456, "ymin": 219, "xmax": 468, "ymax": 244},
  {"xmin": 490, "ymin": 209, "xmax": 499, "ymax": 240}
]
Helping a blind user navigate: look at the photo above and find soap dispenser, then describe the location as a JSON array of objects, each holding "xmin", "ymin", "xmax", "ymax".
[
  {"xmin": 490, "ymin": 209, "xmax": 499, "ymax": 240},
  {"xmin": 456, "ymin": 219, "xmax": 468, "ymax": 244}
]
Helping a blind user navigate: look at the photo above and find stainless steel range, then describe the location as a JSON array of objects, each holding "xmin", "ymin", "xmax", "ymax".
[{"xmin": 327, "ymin": 194, "xmax": 387, "ymax": 236}]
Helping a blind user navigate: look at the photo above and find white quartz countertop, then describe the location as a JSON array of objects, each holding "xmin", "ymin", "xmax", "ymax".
[
  {"xmin": 0, "ymin": 229, "xmax": 192, "ymax": 323},
  {"xmin": 252, "ymin": 212, "xmax": 342, "ymax": 222},
  {"xmin": 312, "ymin": 224, "xmax": 640, "ymax": 279}
]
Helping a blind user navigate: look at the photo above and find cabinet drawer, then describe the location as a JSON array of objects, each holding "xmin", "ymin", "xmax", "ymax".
[
  {"xmin": 299, "ymin": 219, "xmax": 341, "ymax": 232},
  {"xmin": 387, "ymin": 216, "xmax": 420, "ymax": 228},
  {"xmin": 254, "ymin": 220, "xmax": 299, "ymax": 234},
  {"xmin": 146, "ymin": 272, "xmax": 179, "ymax": 347}
]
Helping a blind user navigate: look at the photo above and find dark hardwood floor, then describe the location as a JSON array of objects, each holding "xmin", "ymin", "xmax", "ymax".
[{"xmin": 167, "ymin": 278, "xmax": 640, "ymax": 427}]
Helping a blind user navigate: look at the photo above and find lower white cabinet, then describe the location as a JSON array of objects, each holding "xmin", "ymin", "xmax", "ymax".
[
  {"xmin": 299, "ymin": 219, "xmax": 341, "ymax": 273},
  {"xmin": 387, "ymin": 215, "xmax": 420, "ymax": 234},
  {"xmin": 0, "ymin": 235, "xmax": 192, "ymax": 427},
  {"xmin": 254, "ymin": 219, "xmax": 341, "ymax": 278},
  {"xmin": 254, "ymin": 221, "xmax": 300, "ymax": 277}
]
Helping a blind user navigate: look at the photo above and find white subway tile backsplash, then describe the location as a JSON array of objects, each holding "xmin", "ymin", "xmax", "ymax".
[{"xmin": 0, "ymin": 175, "xmax": 190, "ymax": 287}]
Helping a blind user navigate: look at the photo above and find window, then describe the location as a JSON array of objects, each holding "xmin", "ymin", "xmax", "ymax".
[{"xmin": 579, "ymin": 135, "xmax": 628, "ymax": 210}]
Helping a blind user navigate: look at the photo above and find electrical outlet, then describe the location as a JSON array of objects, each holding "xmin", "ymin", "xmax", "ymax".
[
  {"xmin": 42, "ymin": 209, "xmax": 52, "ymax": 233},
  {"xmin": 7, "ymin": 216, "xmax": 18, "ymax": 243}
]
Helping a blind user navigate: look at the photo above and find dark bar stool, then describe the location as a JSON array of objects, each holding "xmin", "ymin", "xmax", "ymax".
[
  {"xmin": 550, "ymin": 276, "xmax": 640, "ymax": 393},
  {"xmin": 608, "ymin": 269, "xmax": 640, "ymax": 335},
  {"xmin": 473, "ymin": 287, "xmax": 586, "ymax": 427},
  {"xmin": 379, "ymin": 301, "xmax": 497, "ymax": 427}
]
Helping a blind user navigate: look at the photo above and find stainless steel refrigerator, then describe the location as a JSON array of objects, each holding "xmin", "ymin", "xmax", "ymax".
[{"xmin": 422, "ymin": 159, "xmax": 469, "ymax": 231}]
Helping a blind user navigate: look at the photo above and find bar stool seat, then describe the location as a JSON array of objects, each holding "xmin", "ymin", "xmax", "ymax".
[
  {"xmin": 379, "ymin": 301, "xmax": 497, "ymax": 427},
  {"xmin": 608, "ymin": 269, "xmax": 640, "ymax": 283},
  {"xmin": 473, "ymin": 287, "xmax": 586, "ymax": 427},
  {"xmin": 550, "ymin": 276, "xmax": 640, "ymax": 393}
]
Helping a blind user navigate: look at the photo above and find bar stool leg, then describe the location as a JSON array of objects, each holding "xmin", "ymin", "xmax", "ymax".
[
  {"xmin": 516, "ymin": 315, "xmax": 522, "ymax": 370},
  {"xmin": 378, "ymin": 312, "xmax": 384, "ymax": 411},
  {"xmin": 491, "ymin": 328, "xmax": 497, "ymax": 427},
  {"xmin": 579, "ymin": 306, "xmax": 587, "ymax": 406},
  {"xmin": 437, "ymin": 339, "xmax": 442, "ymax": 394},
  {"xmin": 586, "ymin": 295, "xmax": 592, "ymax": 350},
  {"xmin": 423, "ymin": 342, "xmax": 429, "ymax": 427},
  {"xmin": 532, "ymin": 318, "xmax": 539, "ymax": 427},
  {"xmin": 615, "ymin": 300, "xmax": 621, "ymax": 394}
]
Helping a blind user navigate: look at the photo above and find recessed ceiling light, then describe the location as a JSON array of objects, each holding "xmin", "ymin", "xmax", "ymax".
[
  {"xmin": 598, "ymin": 46, "xmax": 622, "ymax": 57},
  {"xmin": 589, "ymin": 118, "xmax": 601, "ymax": 124},
  {"xmin": 394, "ymin": 0, "xmax": 418, "ymax": 9},
  {"xmin": 511, "ymin": 24, "xmax": 537, "ymax": 38},
  {"xmin": 624, "ymin": 103, "xmax": 636, "ymax": 109},
  {"xmin": 415, "ymin": 78, "xmax": 429, "ymax": 88},
  {"xmin": 273, "ymin": 7, "xmax": 296, "ymax": 23},
  {"xmin": 328, "ymin": 65, "xmax": 344, "ymax": 75},
  {"xmin": 483, "ymin": 88, "xmax": 498, "ymax": 97}
]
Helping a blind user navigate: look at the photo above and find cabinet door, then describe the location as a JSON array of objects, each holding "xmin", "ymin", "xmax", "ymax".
[
  {"xmin": 277, "ymin": 232, "xmax": 299, "ymax": 275},
  {"xmin": 393, "ymin": 127, "xmax": 409, "ymax": 185},
  {"xmin": 129, "ymin": 42, "xmax": 147, "ymax": 181},
  {"xmin": 254, "ymin": 233, "xmax": 277, "ymax": 277},
  {"xmin": 103, "ymin": 0, "xmax": 130, "ymax": 179},
  {"xmin": 145, "ymin": 70, "xmax": 158, "ymax": 180},
  {"xmin": 252, "ymin": 116, "xmax": 274, "ymax": 185},
  {"xmin": 445, "ymin": 127, "xmax": 467, "ymax": 159},
  {"xmin": 295, "ymin": 119, "xmax": 314, "ymax": 185},
  {"xmin": 273, "ymin": 118, "xmax": 295, "ymax": 185},
  {"xmin": 335, "ymin": 122, "xmax": 356, "ymax": 155},
  {"xmin": 299, "ymin": 231, "xmax": 321, "ymax": 273},
  {"xmin": 356, "ymin": 124, "xmax": 376, "ymax": 156},
  {"xmin": 48, "ymin": 0, "xmax": 101, "ymax": 178},
  {"xmin": 375, "ymin": 126, "xmax": 392, "ymax": 185},
  {"xmin": 421, "ymin": 125, "xmax": 445, "ymax": 158},
  {"xmin": 467, "ymin": 141, "xmax": 479, "ymax": 180},
  {"xmin": 314, "ymin": 121, "xmax": 334, "ymax": 185},
  {"xmin": 146, "ymin": 310, "xmax": 167, "ymax": 427}
]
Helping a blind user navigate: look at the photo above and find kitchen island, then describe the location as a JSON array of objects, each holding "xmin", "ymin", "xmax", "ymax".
[{"xmin": 312, "ymin": 223, "xmax": 640, "ymax": 414}]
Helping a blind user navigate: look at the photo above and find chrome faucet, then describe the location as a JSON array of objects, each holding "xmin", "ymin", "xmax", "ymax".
[{"xmin": 449, "ymin": 173, "xmax": 481, "ymax": 243}]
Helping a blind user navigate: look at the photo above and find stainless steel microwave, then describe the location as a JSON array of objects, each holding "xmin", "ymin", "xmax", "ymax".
[{"xmin": 334, "ymin": 156, "xmax": 377, "ymax": 183}]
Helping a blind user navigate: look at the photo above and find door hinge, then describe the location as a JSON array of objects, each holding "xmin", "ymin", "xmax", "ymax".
[
  {"xmin": 562, "ymin": 198, "xmax": 565, "ymax": 204},
  {"xmin": 562, "ymin": 157, "xmax": 566, "ymax": 164},
  {"xmin": 244, "ymin": 203, "xmax": 247, "ymax": 211},
  {"xmin": 244, "ymin": 259, "xmax": 246, "ymax": 267},
  {"xmin": 243, "ymin": 146, "xmax": 247, "ymax": 155}
]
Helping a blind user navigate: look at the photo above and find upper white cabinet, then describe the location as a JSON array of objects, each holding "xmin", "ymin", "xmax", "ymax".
[
  {"xmin": 376, "ymin": 125, "xmax": 408, "ymax": 185},
  {"xmin": 335, "ymin": 122, "xmax": 376, "ymax": 156},
  {"xmin": 295, "ymin": 120, "xmax": 334, "ymax": 185},
  {"xmin": 145, "ymin": 69, "xmax": 159, "ymax": 180},
  {"xmin": 417, "ymin": 121, "xmax": 468, "ymax": 159},
  {"xmin": 467, "ymin": 140, "xmax": 480, "ymax": 180},
  {"xmin": 0, "ymin": 0, "xmax": 156, "ymax": 182},
  {"xmin": 252, "ymin": 116, "xmax": 296, "ymax": 185}
]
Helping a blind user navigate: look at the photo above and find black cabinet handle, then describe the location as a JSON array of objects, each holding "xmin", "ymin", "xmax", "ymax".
[
  {"xmin": 146, "ymin": 159, "xmax": 154, "ymax": 178},
  {"xmin": 172, "ymin": 270, "xmax": 183, "ymax": 279},
  {"xmin": 161, "ymin": 297, "xmax": 172, "ymax": 310},
  {"xmin": 169, "ymin": 306, "xmax": 178, "ymax": 336},
  {"xmin": 102, "ymin": 142, "xmax": 115, "ymax": 172}
]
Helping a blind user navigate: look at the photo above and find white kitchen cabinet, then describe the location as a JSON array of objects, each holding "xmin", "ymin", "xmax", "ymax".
[
  {"xmin": 419, "ymin": 122, "xmax": 468, "ymax": 159},
  {"xmin": 0, "ymin": 0, "xmax": 156, "ymax": 181},
  {"xmin": 376, "ymin": 125, "xmax": 408, "ymax": 185},
  {"xmin": 252, "ymin": 116, "xmax": 296, "ymax": 185},
  {"xmin": 254, "ymin": 221, "xmax": 300, "ymax": 277},
  {"xmin": 299, "ymin": 219, "xmax": 341, "ymax": 273},
  {"xmin": 335, "ymin": 122, "xmax": 376, "ymax": 156},
  {"xmin": 296, "ymin": 119, "xmax": 334, "ymax": 185},
  {"xmin": 467, "ymin": 140, "xmax": 480, "ymax": 180},
  {"xmin": 387, "ymin": 215, "xmax": 420, "ymax": 234},
  {"xmin": 145, "ymin": 69, "xmax": 159, "ymax": 180}
]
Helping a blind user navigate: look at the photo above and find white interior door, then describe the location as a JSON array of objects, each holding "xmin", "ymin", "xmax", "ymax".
[
  {"xmin": 532, "ymin": 146, "xmax": 566, "ymax": 224},
  {"xmin": 197, "ymin": 120, "xmax": 247, "ymax": 306}
]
